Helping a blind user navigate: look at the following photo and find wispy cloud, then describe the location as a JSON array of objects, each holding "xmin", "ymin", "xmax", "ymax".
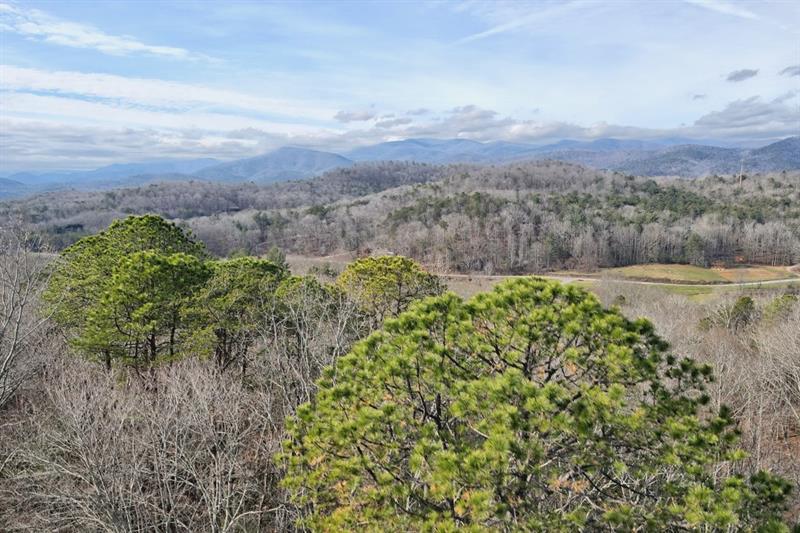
[
  {"xmin": 726, "ymin": 68, "xmax": 758, "ymax": 82},
  {"xmin": 0, "ymin": 2, "xmax": 202, "ymax": 59},
  {"xmin": 780, "ymin": 65, "xmax": 800, "ymax": 77},
  {"xmin": 406, "ymin": 108, "xmax": 430, "ymax": 116},
  {"xmin": 772, "ymin": 91, "xmax": 797, "ymax": 104},
  {"xmin": 375, "ymin": 117, "xmax": 413, "ymax": 129},
  {"xmin": 684, "ymin": 0, "xmax": 759, "ymax": 20},
  {"xmin": 455, "ymin": 1, "xmax": 584, "ymax": 44},
  {"xmin": 693, "ymin": 95, "xmax": 799, "ymax": 133},
  {"xmin": 0, "ymin": 65, "xmax": 335, "ymax": 122}
]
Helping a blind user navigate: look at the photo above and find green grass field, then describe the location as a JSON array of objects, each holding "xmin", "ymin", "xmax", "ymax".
[
  {"xmin": 602, "ymin": 264, "xmax": 794, "ymax": 284},
  {"xmin": 605, "ymin": 264, "xmax": 725, "ymax": 282}
]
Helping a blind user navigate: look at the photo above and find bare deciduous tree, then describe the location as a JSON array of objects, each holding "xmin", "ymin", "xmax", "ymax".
[
  {"xmin": 5, "ymin": 356, "xmax": 294, "ymax": 532},
  {"xmin": 0, "ymin": 224, "xmax": 52, "ymax": 408}
]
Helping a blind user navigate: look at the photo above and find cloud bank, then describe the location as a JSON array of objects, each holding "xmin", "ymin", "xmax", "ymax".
[{"xmin": 0, "ymin": 1, "xmax": 796, "ymax": 171}]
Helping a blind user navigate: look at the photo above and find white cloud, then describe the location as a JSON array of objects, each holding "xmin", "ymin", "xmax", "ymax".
[
  {"xmin": 0, "ymin": 118, "xmax": 272, "ymax": 170},
  {"xmin": 0, "ymin": 92, "xmax": 331, "ymax": 134},
  {"xmin": 0, "ymin": 2, "xmax": 201, "ymax": 59},
  {"xmin": 375, "ymin": 117, "xmax": 412, "ymax": 129},
  {"xmin": 2, "ymin": 92, "xmax": 796, "ymax": 171},
  {"xmin": 684, "ymin": 0, "xmax": 759, "ymax": 21},
  {"xmin": 693, "ymin": 95, "xmax": 800, "ymax": 136},
  {"xmin": 455, "ymin": 1, "xmax": 584, "ymax": 44},
  {"xmin": 0, "ymin": 65, "xmax": 336, "ymax": 122},
  {"xmin": 334, "ymin": 110, "xmax": 376, "ymax": 122},
  {"xmin": 0, "ymin": 60, "xmax": 796, "ymax": 171}
]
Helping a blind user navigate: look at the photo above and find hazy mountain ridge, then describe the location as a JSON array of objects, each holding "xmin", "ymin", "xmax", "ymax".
[
  {"xmin": 2, "ymin": 137, "xmax": 797, "ymax": 199},
  {"xmin": 7, "ymin": 158, "xmax": 219, "ymax": 185},
  {"xmin": 0, "ymin": 177, "xmax": 29, "ymax": 196},
  {"xmin": 195, "ymin": 147, "xmax": 354, "ymax": 183},
  {"xmin": 345, "ymin": 138, "xmax": 494, "ymax": 163},
  {"xmin": 348, "ymin": 137, "xmax": 799, "ymax": 177}
]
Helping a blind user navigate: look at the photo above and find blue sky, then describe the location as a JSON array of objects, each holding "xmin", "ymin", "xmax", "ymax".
[{"xmin": 1, "ymin": 0, "xmax": 798, "ymax": 171}]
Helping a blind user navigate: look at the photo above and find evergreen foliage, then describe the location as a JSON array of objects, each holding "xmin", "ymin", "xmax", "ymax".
[
  {"xmin": 190, "ymin": 257, "xmax": 287, "ymax": 370},
  {"xmin": 44, "ymin": 215, "xmax": 208, "ymax": 368},
  {"xmin": 283, "ymin": 278, "xmax": 791, "ymax": 530},
  {"xmin": 337, "ymin": 256, "xmax": 444, "ymax": 327}
]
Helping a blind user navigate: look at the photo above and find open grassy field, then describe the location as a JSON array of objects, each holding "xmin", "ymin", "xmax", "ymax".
[
  {"xmin": 287, "ymin": 255, "xmax": 799, "ymax": 301},
  {"xmin": 591, "ymin": 264, "xmax": 795, "ymax": 284},
  {"xmin": 604, "ymin": 264, "xmax": 725, "ymax": 282}
]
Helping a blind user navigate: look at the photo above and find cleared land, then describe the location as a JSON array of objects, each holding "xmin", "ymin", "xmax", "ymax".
[
  {"xmin": 287, "ymin": 255, "xmax": 800, "ymax": 300},
  {"xmin": 601, "ymin": 264, "xmax": 795, "ymax": 283}
]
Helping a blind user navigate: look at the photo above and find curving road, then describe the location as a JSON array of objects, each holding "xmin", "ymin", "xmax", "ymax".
[
  {"xmin": 290, "ymin": 255, "xmax": 800, "ymax": 290},
  {"xmin": 439, "ymin": 267, "xmax": 800, "ymax": 289}
]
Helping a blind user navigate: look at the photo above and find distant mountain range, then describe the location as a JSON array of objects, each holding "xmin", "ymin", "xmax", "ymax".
[
  {"xmin": 541, "ymin": 137, "xmax": 800, "ymax": 177},
  {"xmin": 2, "ymin": 136, "xmax": 798, "ymax": 199},
  {"xmin": 195, "ymin": 147, "xmax": 353, "ymax": 182},
  {"xmin": 0, "ymin": 177, "xmax": 30, "ymax": 198},
  {"xmin": 342, "ymin": 137, "xmax": 692, "ymax": 163},
  {"xmin": 3, "ymin": 158, "xmax": 220, "ymax": 187},
  {"xmin": 343, "ymin": 137, "xmax": 800, "ymax": 176}
]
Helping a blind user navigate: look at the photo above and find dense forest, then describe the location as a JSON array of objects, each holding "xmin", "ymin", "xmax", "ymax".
[
  {"xmin": 1, "ymin": 216, "xmax": 799, "ymax": 529},
  {"xmin": 2, "ymin": 161, "xmax": 798, "ymax": 273}
]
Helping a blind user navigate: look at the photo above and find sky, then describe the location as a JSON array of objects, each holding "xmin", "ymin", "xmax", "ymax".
[{"xmin": 0, "ymin": 0, "xmax": 798, "ymax": 172}]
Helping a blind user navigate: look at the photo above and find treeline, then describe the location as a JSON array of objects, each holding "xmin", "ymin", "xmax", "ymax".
[
  {"xmin": 1, "ymin": 217, "xmax": 799, "ymax": 529},
  {"xmin": 193, "ymin": 164, "xmax": 799, "ymax": 271},
  {"xmin": 2, "ymin": 161, "xmax": 799, "ymax": 272},
  {"xmin": 0, "ymin": 161, "xmax": 448, "ymax": 247}
]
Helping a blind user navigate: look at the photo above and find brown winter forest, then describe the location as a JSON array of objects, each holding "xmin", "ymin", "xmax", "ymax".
[
  {"xmin": 3, "ymin": 160, "xmax": 799, "ymax": 271},
  {"xmin": 1, "ymin": 160, "xmax": 799, "ymax": 529}
]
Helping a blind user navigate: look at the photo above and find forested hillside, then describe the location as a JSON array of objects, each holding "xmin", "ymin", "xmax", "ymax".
[
  {"xmin": 1, "ymin": 217, "xmax": 798, "ymax": 529},
  {"xmin": 4, "ymin": 160, "xmax": 798, "ymax": 273}
]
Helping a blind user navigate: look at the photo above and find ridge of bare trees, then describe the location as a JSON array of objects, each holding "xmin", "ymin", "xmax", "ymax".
[{"xmin": 2, "ymin": 161, "xmax": 797, "ymax": 273}]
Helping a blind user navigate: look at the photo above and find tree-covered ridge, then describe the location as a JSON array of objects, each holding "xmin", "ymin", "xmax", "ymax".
[
  {"xmin": 283, "ymin": 279, "xmax": 791, "ymax": 530},
  {"xmin": 3, "ymin": 161, "xmax": 798, "ymax": 272}
]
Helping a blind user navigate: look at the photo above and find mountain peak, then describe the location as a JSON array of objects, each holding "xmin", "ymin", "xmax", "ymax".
[{"xmin": 196, "ymin": 147, "xmax": 353, "ymax": 183}]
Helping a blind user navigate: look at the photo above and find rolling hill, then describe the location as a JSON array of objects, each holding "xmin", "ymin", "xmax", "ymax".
[
  {"xmin": 195, "ymin": 147, "xmax": 354, "ymax": 183},
  {"xmin": 0, "ymin": 178, "xmax": 30, "ymax": 200}
]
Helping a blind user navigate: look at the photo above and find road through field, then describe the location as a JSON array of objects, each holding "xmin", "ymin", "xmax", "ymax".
[
  {"xmin": 288, "ymin": 254, "xmax": 800, "ymax": 290},
  {"xmin": 439, "ymin": 269, "xmax": 800, "ymax": 289}
]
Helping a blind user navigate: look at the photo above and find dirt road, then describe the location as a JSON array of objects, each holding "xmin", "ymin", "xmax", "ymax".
[
  {"xmin": 439, "ymin": 270, "xmax": 800, "ymax": 289},
  {"xmin": 288, "ymin": 254, "xmax": 800, "ymax": 289}
]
